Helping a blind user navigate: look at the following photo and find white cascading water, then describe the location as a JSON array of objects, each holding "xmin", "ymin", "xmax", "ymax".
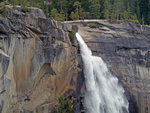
[{"xmin": 76, "ymin": 33, "xmax": 129, "ymax": 113}]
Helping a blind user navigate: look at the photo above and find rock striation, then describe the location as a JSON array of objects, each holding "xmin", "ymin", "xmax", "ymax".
[
  {"xmin": 0, "ymin": 6, "xmax": 80, "ymax": 113},
  {"xmin": 0, "ymin": 6, "xmax": 150, "ymax": 113},
  {"xmin": 66, "ymin": 20, "xmax": 150, "ymax": 113}
]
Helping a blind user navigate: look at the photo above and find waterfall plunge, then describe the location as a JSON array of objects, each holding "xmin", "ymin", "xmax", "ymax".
[{"xmin": 76, "ymin": 33, "xmax": 129, "ymax": 113}]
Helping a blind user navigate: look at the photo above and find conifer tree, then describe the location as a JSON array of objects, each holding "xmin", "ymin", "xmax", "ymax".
[
  {"xmin": 88, "ymin": 0, "xmax": 101, "ymax": 19},
  {"xmin": 0, "ymin": 0, "xmax": 150, "ymax": 25},
  {"xmin": 103, "ymin": 0, "xmax": 111, "ymax": 19}
]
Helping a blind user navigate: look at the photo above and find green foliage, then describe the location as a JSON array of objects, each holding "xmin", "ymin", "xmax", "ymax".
[
  {"xmin": 51, "ymin": 8, "xmax": 58, "ymax": 18},
  {"xmin": 122, "ymin": 8, "xmax": 140, "ymax": 24},
  {"xmin": 56, "ymin": 14, "xmax": 65, "ymax": 21},
  {"xmin": 139, "ymin": 0, "xmax": 150, "ymax": 25},
  {"xmin": 50, "ymin": 8, "xmax": 65, "ymax": 21},
  {"xmin": 73, "ymin": 1, "xmax": 81, "ymax": 9},
  {"xmin": 22, "ymin": 6, "xmax": 29, "ymax": 13},
  {"xmin": 0, "ymin": 0, "xmax": 150, "ymax": 25},
  {"xmin": 123, "ymin": 10, "xmax": 129, "ymax": 20},
  {"xmin": 66, "ymin": 98, "xmax": 73, "ymax": 113},
  {"xmin": 104, "ymin": 9, "xmax": 109, "ymax": 19},
  {"xmin": 79, "ymin": 9, "xmax": 85, "ymax": 19},
  {"xmin": 146, "ymin": 62, "xmax": 150, "ymax": 68},
  {"xmin": 37, "ymin": 21, "xmax": 44, "ymax": 28},
  {"xmin": 8, "ymin": 0, "xmax": 19, "ymax": 6},
  {"xmin": 57, "ymin": 96, "xmax": 73, "ymax": 113},
  {"xmin": 83, "ymin": 12, "xmax": 90, "ymax": 19},
  {"xmin": 89, "ymin": 23, "xmax": 97, "ymax": 28},
  {"xmin": 21, "ymin": 0, "xmax": 29, "ymax": 13},
  {"xmin": 73, "ymin": 1, "xmax": 81, "ymax": 16},
  {"xmin": 58, "ymin": 96, "xmax": 65, "ymax": 113},
  {"xmin": 70, "ymin": 31, "xmax": 75, "ymax": 43},
  {"xmin": 0, "ymin": 4, "xmax": 8, "ymax": 17},
  {"xmin": 89, "ymin": 23, "xmax": 102, "ymax": 28},
  {"xmin": 102, "ymin": 0, "xmax": 111, "ymax": 19},
  {"xmin": 109, "ymin": 6, "xmax": 116, "ymax": 21},
  {"xmin": 70, "ymin": 11, "xmax": 78, "ymax": 20},
  {"xmin": 82, "ymin": 22, "xmax": 87, "ymax": 27},
  {"xmin": 70, "ymin": 1, "xmax": 84, "ymax": 20},
  {"xmin": 88, "ymin": 0, "xmax": 101, "ymax": 19},
  {"xmin": 125, "ymin": 19, "xmax": 140, "ymax": 24}
]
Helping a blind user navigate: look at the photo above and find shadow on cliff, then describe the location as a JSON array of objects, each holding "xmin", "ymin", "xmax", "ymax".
[{"xmin": 128, "ymin": 94, "xmax": 139, "ymax": 113}]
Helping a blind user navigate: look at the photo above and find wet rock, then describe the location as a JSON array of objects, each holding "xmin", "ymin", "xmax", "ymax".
[{"xmin": 66, "ymin": 20, "xmax": 150, "ymax": 113}]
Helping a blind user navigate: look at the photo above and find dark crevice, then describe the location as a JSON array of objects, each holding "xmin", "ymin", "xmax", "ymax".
[{"xmin": 0, "ymin": 90, "xmax": 6, "ymax": 94}]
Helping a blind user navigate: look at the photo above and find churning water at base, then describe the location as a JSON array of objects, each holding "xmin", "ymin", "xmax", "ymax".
[{"xmin": 76, "ymin": 33, "xmax": 129, "ymax": 113}]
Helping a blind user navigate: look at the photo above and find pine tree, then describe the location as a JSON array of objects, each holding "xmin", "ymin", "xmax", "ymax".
[
  {"xmin": 70, "ymin": 11, "xmax": 78, "ymax": 20},
  {"xmin": 114, "ymin": 0, "xmax": 124, "ymax": 20},
  {"xmin": 139, "ymin": 0, "xmax": 148, "ymax": 24},
  {"xmin": 0, "ymin": 0, "xmax": 149, "ymax": 25},
  {"xmin": 134, "ymin": 0, "xmax": 140, "ymax": 20},
  {"xmin": 110, "ymin": 5, "xmax": 116, "ymax": 21},
  {"xmin": 103, "ymin": 0, "xmax": 111, "ymax": 19},
  {"xmin": 123, "ymin": 10, "xmax": 129, "ymax": 20},
  {"xmin": 73, "ymin": 1, "xmax": 81, "ymax": 19},
  {"xmin": 88, "ymin": 0, "xmax": 101, "ymax": 19}
]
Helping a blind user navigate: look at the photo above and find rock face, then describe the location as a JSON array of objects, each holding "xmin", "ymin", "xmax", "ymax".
[
  {"xmin": 0, "ymin": 6, "xmax": 81, "ymax": 113},
  {"xmin": 0, "ymin": 6, "xmax": 150, "ymax": 113},
  {"xmin": 66, "ymin": 20, "xmax": 150, "ymax": 113}
]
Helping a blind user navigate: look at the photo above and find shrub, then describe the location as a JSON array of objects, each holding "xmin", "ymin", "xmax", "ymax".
[
  {"xmin": 50, "ymin": 8, "xmax": 65, "ymax": 21},
  {"xmin": 70, "ymin": 31, "xmax": 75, "ymax": 43},
  {"xmin": 58, "ymin": 96, "xmax": 65, "ymax": 113},
  {"xmin": 0, "ymin": 4, "xmax": 8, "ymax": 17},
  {"xmin": 108, "ymin": 19, "xmax": 117, "ymax": 24},
  {"xmin": 89, "ymin": 23, "xmax": 102, "ymax": 28},
  {"xmin": 70, "ymin": 11, "xmax": 78, "ymax": 20},
  {"xmin": 123, "ymin": 10, "xmax": 129, "ymax": 20},
  {"xmin": 50, "ymin": 8, "xmax": 58, "ymax": 18},
  {"xmin": 21, "ymin": 0, "xmax": 30, "ymax": 13},
  {"xmin": 55, "ymin": 13, "xmax": 65, "ymax": 21},
  {"xmin": 82, "ymin": 22, "xmax": 87, "ymax": 27},
  {"xmin": 124, "ymin": 19, "xmax": 140, "ymax": 24},
  {"xmin": 89, "ymin": 23, "xmax": 97, "ymax": 28},
  {"xmin": 66, "ymin": 98, "xmax": 73, "ymax": 113},
  {"xmin": 83, "ymin": 12, "xmax": 90, "ymax": 19},
  {"xmin": 22, "ymin": 6, "xmax": 29, "ymax": 13},
  {"xmin": 146, "ymin": 62, "xmax": 150, "ymax": 68},
  {"xmin": 57, "ymin": 96, "xmax": 73, "ymax": 113},
  {"xmin": 37, "ymin": 22, "xmax": 44, "ymax": 28}
]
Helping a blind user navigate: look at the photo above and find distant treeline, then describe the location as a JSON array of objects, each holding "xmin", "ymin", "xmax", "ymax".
[{"xmin": 0, "ymin": 0, "xmax": 150, "ymax": 25}]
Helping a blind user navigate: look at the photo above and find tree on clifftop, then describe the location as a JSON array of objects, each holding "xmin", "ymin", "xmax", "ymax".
[{"xmin": 88, "ymin": 0, "xmax": 101, "ymax": 19}]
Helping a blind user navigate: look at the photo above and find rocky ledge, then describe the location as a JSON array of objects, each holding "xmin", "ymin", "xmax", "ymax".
[
  {"xmin": 0, "ymin": 6, "xmax": 82, "ymax": 113},
  {"xmin": 0, "ymin": 6, "xmax": 150, "ymax": 113},
  {"xmin": 66, "ymin": 20, "xmax": 150, "ymax": 113}
]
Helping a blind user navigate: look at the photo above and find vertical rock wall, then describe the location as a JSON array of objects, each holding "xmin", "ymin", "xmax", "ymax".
[{"xmin": 0, "ymin": 7, "xmax": 81, "ymax": 113}]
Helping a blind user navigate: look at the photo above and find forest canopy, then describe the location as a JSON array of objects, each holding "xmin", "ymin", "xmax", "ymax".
[{"xmin": 0, "ymin": 0, "xmax": 150, "ymax": 25}]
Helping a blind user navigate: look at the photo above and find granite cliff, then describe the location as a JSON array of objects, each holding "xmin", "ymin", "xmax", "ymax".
[
  {"xmin": 66, "ymin": 20, "xmax": 150, "ymax": 113},
  {"xmin": 0, "ymin": 6, "xmax": 150, "ymax": 113},
  {"xmin": 0, "ymin": 6, "xmax": 80, "ymax": 113}
]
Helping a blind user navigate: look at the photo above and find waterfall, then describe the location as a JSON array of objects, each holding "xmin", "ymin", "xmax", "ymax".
[{"xmin": 76, "ymin": 33, "xmax": 129, "ymax": 113}]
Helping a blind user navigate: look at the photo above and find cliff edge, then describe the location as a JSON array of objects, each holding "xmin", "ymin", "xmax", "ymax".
[
  {"xmin": 0, "ymin": 6, "xmax": 150, "ymax": 113},
  {"xmin": 0, "ymin": 6, "xmax": 81, "ymax": 113},
  {"xmin": 66, "ymin": 20, "xmax": 150, "ymax": 113}
]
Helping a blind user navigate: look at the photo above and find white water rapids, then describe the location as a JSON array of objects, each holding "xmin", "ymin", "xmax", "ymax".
[{"xmin": 76, "ymin": 33, "xmax": 129, "ymax": 113}]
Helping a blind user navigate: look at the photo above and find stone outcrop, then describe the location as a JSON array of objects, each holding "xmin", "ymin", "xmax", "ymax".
[
  {"xmin": 0, "ymin": 6, "xmax": 150, "ymax": 113},
  {"xmin": 66, "ymin": 20, "xmax": 150, "ymax": 113},
  {"xmin": 0, "ymin": 6, "xmax": 81, "ymax": 113}
]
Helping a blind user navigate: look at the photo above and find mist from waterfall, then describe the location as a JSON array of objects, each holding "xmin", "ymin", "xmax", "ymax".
[{"xmin": 76, "ymin": 33, "xmax": 129, "ymax": 113}]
